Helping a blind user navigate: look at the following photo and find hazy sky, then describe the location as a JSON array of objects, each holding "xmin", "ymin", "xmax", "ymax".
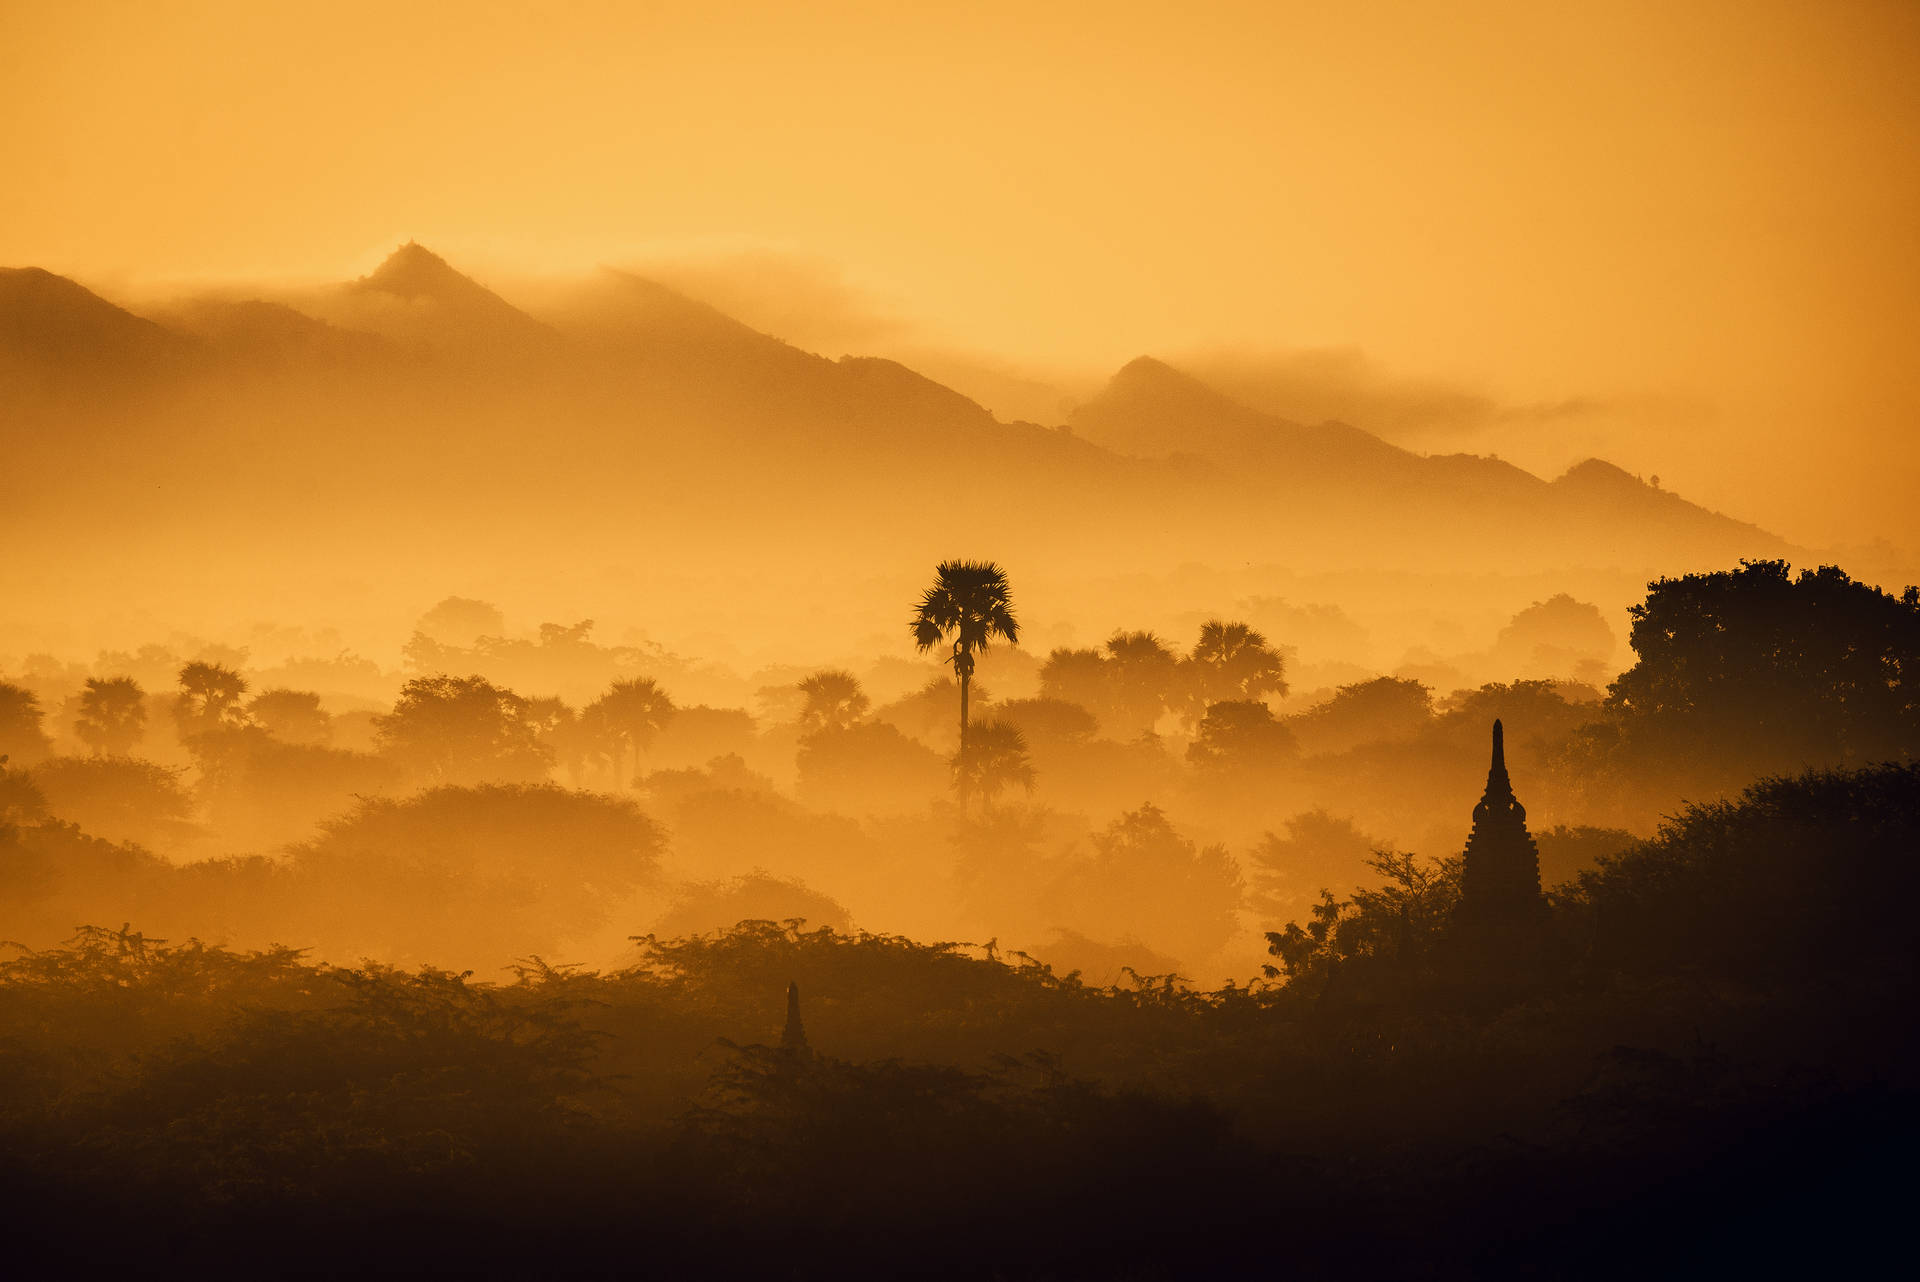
[{"xmin": 4, "ymin": 0, "xmax": 1916, "ymax": 550}]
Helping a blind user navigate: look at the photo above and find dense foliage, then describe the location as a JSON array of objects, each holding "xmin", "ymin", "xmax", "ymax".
[{"xmin": 0, "ymin": 765, "xmax": 1912, "ymax": 1276}]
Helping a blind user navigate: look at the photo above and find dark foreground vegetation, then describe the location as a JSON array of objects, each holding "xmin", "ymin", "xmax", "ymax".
[{"xmin": 2, "ymin": 763, "xmax": 1914, "ymax": 1278}]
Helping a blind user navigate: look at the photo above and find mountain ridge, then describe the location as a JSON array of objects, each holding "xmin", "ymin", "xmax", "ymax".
[{"xmin": 0, "ymin": 248, "xmax": 1795, "ymax": 574}]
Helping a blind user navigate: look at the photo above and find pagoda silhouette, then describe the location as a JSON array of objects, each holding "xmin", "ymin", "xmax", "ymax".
[
  {"xmin": 1456, "ymin": 719, "xmax": 1545, "ymax": 943},
  {"xmin": 780, "ymin": 980, "xmax": 812, "ymax": 1058}
]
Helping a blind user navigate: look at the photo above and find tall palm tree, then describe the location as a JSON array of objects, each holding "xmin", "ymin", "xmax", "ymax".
[
  {"xmin": 174, "ymin": 661, "xmax": 249, "ymax": 739},
  {"xmin": 796, "ymin": 669, "xmax": 870, "ymax": 736},
  {"xmin": 1103, "ymin": 630, "xmax": 1179, "ymax": 738},
  {"xmin": 0, "ymin": 681, "xmax": 53, "ymax": 766},
  {"xmin": 1184, "ymin": 619, "xmax": 1287, "ymax": 725},
  {"xmin": 910, "ymin": 560, "xmax": 1019, "ymax": 806},
  {"xmin": 586, "ymin": 677, "xmax": 675, "ymax": 788},
  {"xmin": 76, "ymin": 676, "xmax": 147, "ymax": 756}
]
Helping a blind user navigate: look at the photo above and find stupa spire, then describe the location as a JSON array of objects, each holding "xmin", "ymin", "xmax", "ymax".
[
  {"xmin": 780, "ymin": 980, "xmax": 811, "ymax": 1056},
  {"xmin": 1459, "ymin": 719, "xmax": 1543, "ymax": 930}
]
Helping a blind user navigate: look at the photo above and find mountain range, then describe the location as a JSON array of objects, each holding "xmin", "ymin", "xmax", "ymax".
[{"xmin": 1, "ymin": 244, "xmax": 1788, "ymax": 605}]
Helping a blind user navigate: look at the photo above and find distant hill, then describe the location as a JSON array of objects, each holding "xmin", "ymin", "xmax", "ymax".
[
  {"xmin": 313, "ymin": 242, "xmax": 556, "ymax": 355},
  {"xmin": 0, "ymin": 267, "xmax": 194, "ymax": 392},
  {"xmin": 1067, "ymin": 354, "xmax": 1784, "ymax": 566},
  {"xmin": 0, "ymin": 246, "xmax": 1793, "ymax": 595},
  {"xmin": 542, "ymin": 267, "xmax": 999, "ymax": 433},
  {"xmin": 147, "ymin": 297, "xmax": 394, "ymax": 368},
  {"xmin": 1071, "ymin": 356, "xmax": 1413, "ymax": 477}
]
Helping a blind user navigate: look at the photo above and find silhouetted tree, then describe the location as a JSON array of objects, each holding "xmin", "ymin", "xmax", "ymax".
[
  {"xmin": 1038, "ymin": 647, "xmax": 1108, "ymax": 725},
  {"xmin": 402, "ymin": 617, "xmax": 651, "ymax": 707},
  {"xmin": 911, "ymin": 561, "xmax": 1019, "ymax": 807},
  {"xmin": 294, "ymin": 782, "xmax": 664, "ymax": 959},
  {"xmin": 951, "ymin": 719, "xmax": 1036, "ymax": 810},
  {"xmin": 0, "ymin": 682, "xmax": 54, "ymax": 766},
  {"xmin": 796, "ymin": 721, "xmax": 948, "ymax": 815},
  {"xmin": 585, "ymin": 676, "xmax": 676, "ymax": 787},
  {"xmin": 1286, "ymin": 676, "xmax": 1433, "ymax": 756},
  {"xmin": 195, "ymin": 736, "xmax": 399, "ymax": 850},
  {"xmin": 1567, "ymin": 762, "xmax": 1920, "ymax": 981},
  {"xmin": 173, "ymin": 661, "xmax": 249, "ymax": 739},
  {"xmin": 652, "ymin": 870, "xmax": 853, "ymax": 938},
  {"xmin": 1102, "ymin": 631, "xmax": 1179, "ymax": 738},
  {"xmin": 1244, "ymin": 809, "xmax": 1382, "ymax": 923},
  {"xmin": 1047, "ymin": 803, "xmax": 1243, "ymax": 964},
  {"xmin": 1440, "ymin": 681, "xmax": 1600, "ymax": 751},
  {"xmin": 649, "ymin": 705, "xmax": 759, "ymax": 771},
  {"xmin": 1533, "ymin": 823, "xmax": 1637, "ymax": 888},
  {"xmin": 523, "ymin": 696, "xmax": 593, "ymax": 784},
  {"xmin": 1183, "ymin": 620, "xmax": 1287, "ymax": 723},
  {"xmin": 75, "ymin": 676, "xmax": 146, "ymax": 756},
  {"xmin": 374, "ymin": 675, "xmax": 552, "ymax": 786},
  {"xmin": 1264, "ymin": 849, "xmax": 1460, "ymax": 996},
  {"xmin": 1185, "ymin": 699, "xmax": 1297, "ymax": 772},
  {"xmin": 1494, "ymin": 593, "xmax": 1616, "ymax": 680},
  {"xmin": 994, "ymin": 697, "xmax": 1098, "ymax": 749},
  {"xmin": 245, "ymin": 688, "xmax": 330, "ymax": 746},
  {"xmin": 797, "ymin": 670, "xmax": 870, "ymax": 736},
  {"xmin": 1607, "ymin": 560, "xmax": 1919, "ymax": 776},
  {"xmin": 29, "ymin": 755, "xmax": 194, "ymax": 849},
  {"xmin": 416, "ymin": 595, "xmax": 506, "ymax": 647},
  {"xmin": 873, "ymin": 676, "xmax": 991, "ymax": 751},
  {"xmin": 0, "ymin": 757, "xmax": 49, "ymax": 827}
]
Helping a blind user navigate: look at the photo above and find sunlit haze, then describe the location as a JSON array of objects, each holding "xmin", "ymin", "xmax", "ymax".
[
  {"xmin": 5, "ymin": 0, "xmax": 1917, "ymax": 555},
  {"xmin": 3, "ymin": 5, "xmax": 1918, "ymax": 1275}
]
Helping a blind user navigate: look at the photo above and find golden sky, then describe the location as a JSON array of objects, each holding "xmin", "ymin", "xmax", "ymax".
[{"xmin": 4, "ymin": 0, "xmax": 1917, "ymax": 550}]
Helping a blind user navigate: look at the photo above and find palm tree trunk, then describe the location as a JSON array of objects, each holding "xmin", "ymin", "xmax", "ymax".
[{"xmin": 958, "ymin": 668, "xmax": 971, "ymax": 813}]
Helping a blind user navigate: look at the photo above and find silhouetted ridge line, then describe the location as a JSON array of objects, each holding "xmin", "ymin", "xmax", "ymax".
[
  {"xmin": 353, "ymin": 241, "xmax": 474, "ymax": 300},
  {"xmin": 340, "ymin": 241, "xmax": 555, "ymax": 344},
  {"xmin": 0, "ymin": 266, "xmax": 192, "ymax": 366}
]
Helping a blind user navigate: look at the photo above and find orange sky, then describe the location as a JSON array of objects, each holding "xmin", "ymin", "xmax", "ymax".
[{"xmin": 4, "ymin": 0, "xmax": 1917, "ymax": 551}]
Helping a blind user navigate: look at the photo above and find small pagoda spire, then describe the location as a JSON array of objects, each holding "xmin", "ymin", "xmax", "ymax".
[{"xmin": 780, "ymin": 980, "xmax": 811, "ymax": 1056}]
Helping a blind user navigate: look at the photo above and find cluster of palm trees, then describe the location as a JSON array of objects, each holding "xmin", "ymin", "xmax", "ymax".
[
  {"xmin": 545, "ymin": 676, "xmax": 677, "ymax": 787},
  {"xmin": 66, "ymin": 665, "xmax": 295, "ymax": 757},
  {"xmin": 901, "ymin": 560, "xmax": 1300, "ymax": 809}
]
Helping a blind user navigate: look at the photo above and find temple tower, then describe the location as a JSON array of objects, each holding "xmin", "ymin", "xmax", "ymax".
[
  {"xmin": 780, "ymin": 980, "xmax": 811, "ymax": 1056},
  {"xmin": 1458, "ymin": 719, "xmax": 1544, "ymax": 929}
]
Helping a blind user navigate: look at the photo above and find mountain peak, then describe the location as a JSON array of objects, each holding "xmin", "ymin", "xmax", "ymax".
[
  {"xmin": 354, "ymin": 241, "xmax": 468, "ymax": 300},
  {"xmin": 335, "ymin": 242, "xmax": 551, "ymax": 349},
  {"xmin": 1107, "ymin": 354, "xmax": 1204, "ymax": 393},
  {"xmin": 1114, "ymin": 354, "xmax": 1178, "ymax": 379},
  {"xmin": 1555, "ymin": 458, "xmax": 1643, "ymax": 490},
  {"xmin": 1088, "ymin": 355, "xmax": 1247, "ymax": 416}
]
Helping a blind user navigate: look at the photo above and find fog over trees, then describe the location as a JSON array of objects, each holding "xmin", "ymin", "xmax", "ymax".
[
  {"xmin": 2, "ymin": 383, "xmax": 1915, "ymax": 1278},
  {"xmin": 4, "ymin": 244, "xmax": 1916, "ymax": 1282}
]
